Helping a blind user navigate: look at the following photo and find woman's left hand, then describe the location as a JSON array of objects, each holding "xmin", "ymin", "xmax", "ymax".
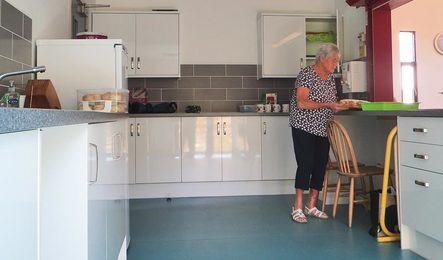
[{"xmin": 328, "ymin": 102, "xmax": 348, "ymax": 113}]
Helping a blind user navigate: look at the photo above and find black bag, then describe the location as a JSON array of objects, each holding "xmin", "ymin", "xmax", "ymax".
[
  {"xmin": 368, "ymin": 189, "xmax": 398, "ymax": 237},
  {"xmin": 151, "ymin": 102, "xmax": 177, "ymax": 113}
]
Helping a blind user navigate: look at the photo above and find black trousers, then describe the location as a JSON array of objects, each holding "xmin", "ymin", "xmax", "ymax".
[{"xmin": 291, "ymin": 127, "xmax": 330, "ymax": 191}]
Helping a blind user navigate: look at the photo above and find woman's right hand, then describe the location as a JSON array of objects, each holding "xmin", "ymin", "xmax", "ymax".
[{"xmin": 328, "ymin": 102, "xmax": 347, "ymax": 112}]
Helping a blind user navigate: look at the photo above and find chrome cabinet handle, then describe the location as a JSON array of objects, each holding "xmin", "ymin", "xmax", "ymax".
[
  {"xmin": 130, "ymin": 123, "xmax": 134, "ymax": 137},
  {"xmin": 89, "ymin": 143, "xmax": 99, "ymax": 183},
  {"xmin": 414, "ymin": 154, "xmax": 429, "ymax": 160},
  {"xmin": 137, "ymin": 57, "xmax": 141, "ymax": 69},
  {"xmin": 413, "ymin": 128, "xmax": 428, "ymax": 133},
  {"xmin": 223, "ymin": 122, "xmax": 227, "ymax": 136},
  {"xmin": 217, "ymin": 122, "xmax": 221, "ymax": 136},
  {"xmin": 130, "ymin": 57, "xmax": 134, "ymax": 69},
  {"xmin": 414, "ymin": 180, "xmax": 429, "ymax": 187},
  {"xmin": 137, "ymin": 123, "xmax": 141, "ymax": 136},
  {"xmin": 300, "ymin": 58, "xmax": 304, "ymax": 68},
  {"xmin": 263, "ymin": 122, "xmax": 267, "ymax": 135}
]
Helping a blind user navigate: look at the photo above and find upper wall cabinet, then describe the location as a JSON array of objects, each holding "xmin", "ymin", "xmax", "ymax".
[
  {"xmin": 257, "ymin": 13, "xmax": 338, "ymax": 78},
  {"xmin": 91, "ymin": 12, "xmax": 180, "ymax": 78},
  {"xmin": 258, "ymin": 14, "xmax": 306, "ymax": 78}
]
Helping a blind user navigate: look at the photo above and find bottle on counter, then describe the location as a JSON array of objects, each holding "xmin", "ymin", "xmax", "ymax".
[{"xmin": 0, "ymin": 81, "xmax": 19, "ymax": 108}]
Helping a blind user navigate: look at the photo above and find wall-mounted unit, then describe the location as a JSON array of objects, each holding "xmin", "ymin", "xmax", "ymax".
[
  {"xmin": 91, "ymin": 11, "xmax": 180, "ymax": 78},
  {"xmin": 257, "ymin": 13, "xmax": 339, "ymax": 78}
]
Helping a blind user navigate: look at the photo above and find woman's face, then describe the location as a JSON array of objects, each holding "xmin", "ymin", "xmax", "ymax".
[{"xmin": 319, "ymin": 52, "xmax": 340, "ymax": 74}]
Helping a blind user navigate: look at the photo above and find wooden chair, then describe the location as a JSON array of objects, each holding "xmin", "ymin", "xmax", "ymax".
[
  {"xmin": 326, "ymin": 120, "xmax": 385, "ymax": 228},
  {"xmin": 321, "ymin": 158, "xmax": 365, "ymax": 212}
]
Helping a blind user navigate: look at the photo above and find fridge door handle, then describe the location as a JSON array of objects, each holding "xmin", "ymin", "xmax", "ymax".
[
  {"xmin": 112, "ymin": 133, "xmax": 122, "ymax": 160},
  {"xmin": 89, "ymin": 143, "xmax": 99, "ymax": 183}
]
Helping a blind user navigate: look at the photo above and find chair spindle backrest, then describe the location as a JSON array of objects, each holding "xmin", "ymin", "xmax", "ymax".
[{"xmin": 327, "ymin": 120, "xmax": 360, "ymax": 175}]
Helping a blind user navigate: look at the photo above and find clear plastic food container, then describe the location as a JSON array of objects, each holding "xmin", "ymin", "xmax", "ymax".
[{"xmin": 77, "ymin": 89, "xmax": 129, "ymax": 113}]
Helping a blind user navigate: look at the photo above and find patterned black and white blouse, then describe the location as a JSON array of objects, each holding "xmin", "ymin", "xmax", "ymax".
[{"xmin": 289, "ymin": 66, "xmax": 337, "ymax": 137}]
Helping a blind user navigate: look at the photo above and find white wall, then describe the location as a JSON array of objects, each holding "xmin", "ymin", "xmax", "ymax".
[
  {"xmin": 335, "ymin": 0, "xmax": 366, "ymax": 62},
  {"xmin": 7, "ymin": 0, "xmax": 72, "ymax": 65},
  {"xmin": 93, "ymin": 0, "xmax": 339, "ymax": 64},
  {"xmin": 392, "ymin": 0, "xmax": 443, "ymax": 108},
  {"xmin": 7, "ymin": 0, "xmax": 71, "ymax": 40}
]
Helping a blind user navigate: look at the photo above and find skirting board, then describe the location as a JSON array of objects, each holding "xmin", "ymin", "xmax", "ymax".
[{"xmin": 130, "ymin": 180, "xmax": 348, "ymax": 205}]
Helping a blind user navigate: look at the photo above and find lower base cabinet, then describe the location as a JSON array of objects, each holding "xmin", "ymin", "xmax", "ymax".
[
  {"xmin": 38, "ymin": 122, "xmax": 128, "ymax": 260},
  {"xmin": 262, "ymin": 116, "xmax": 297, "ymax": 180},
  {"xmin": 0, "ymin": 130, "xmax": 39, "ymax": 260}
]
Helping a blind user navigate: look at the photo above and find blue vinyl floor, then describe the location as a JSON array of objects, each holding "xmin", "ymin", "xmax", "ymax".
[{"xmin": 127, "ymin": 195, "xmax": 422, "ymax": 260}]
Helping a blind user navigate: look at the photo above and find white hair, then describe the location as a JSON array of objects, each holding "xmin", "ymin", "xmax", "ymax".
[{"xmin": 315, "ymin": 43, "xmax": 340, "ymax": 62}]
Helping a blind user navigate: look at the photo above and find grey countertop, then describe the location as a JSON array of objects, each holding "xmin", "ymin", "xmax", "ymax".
[
  {"xmin": 2, "ymin": 108, "xmax": 443, "ymax": 134},
  {"xmin": 0, "ymin": 108, "xmax": 125, "ymax": 134},
  {"xmin": 129, "ymin": 112, "xmax": 290, "ymax": 117},
  {"xmin": 336, "ymin": 109, "xmax": 443, "ymax": 117}
]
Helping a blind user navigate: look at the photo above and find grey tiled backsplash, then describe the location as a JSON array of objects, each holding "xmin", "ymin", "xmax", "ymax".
[
  {"xmin": 129, "ymin": 64, "xmax": 295, "ymax": 112},
  {"xmin": 0, "ymin": 0, "xmax": 33, "ymax": 95}
]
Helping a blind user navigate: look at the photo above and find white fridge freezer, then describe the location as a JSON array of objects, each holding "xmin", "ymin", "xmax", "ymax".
[{"xmin": 36, "ymin": 39, "xmax": 128, "ymax": 110}]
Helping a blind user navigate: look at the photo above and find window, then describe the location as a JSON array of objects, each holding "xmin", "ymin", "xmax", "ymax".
[{"xmin": 399, "ymin": 31, "xmax": 417, "ymax": 103}]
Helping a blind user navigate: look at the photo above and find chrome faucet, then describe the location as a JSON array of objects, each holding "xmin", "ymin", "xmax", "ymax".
[{"xmin": 0, "ymin": 66, "xmax": 46, "ymax": 81}]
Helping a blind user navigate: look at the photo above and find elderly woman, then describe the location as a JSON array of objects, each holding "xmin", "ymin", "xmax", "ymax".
[{"xmin": 290, "ymin": 43, "xmax": 346, "ymax": 223}]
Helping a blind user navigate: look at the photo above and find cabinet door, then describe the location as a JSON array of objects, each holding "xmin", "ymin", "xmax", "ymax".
[
  {"xmin": 262, "ymin": 15, "xmax": 306, "ymax": 77},
  {"xmin": 89, "ymin": 121, "xmax": 126, "ymax": 185},
  {"xmin": 135, "ymin": 13, "xmax": 179, "ymax": 77},
  {"xmin": 222, "ymin": 117, "xmax": 262, "ymax": 181},
  {"xmin": 0, "ymin": 131, "xmax": 38, "ymax": 260},
  {"xmin": 136, "ymin": 118, "xmax": 181, "ymax": 183},
  {"xmin": 182, "ymin": 117, "xmax": 222, "ymax": 182},
  {"xmin": 92, "ymin": 13, "xmax": 136, "ymax": 76},
  {"xmin": 262, "ymin": 116, "xmax": 297, "ymax": 180}
]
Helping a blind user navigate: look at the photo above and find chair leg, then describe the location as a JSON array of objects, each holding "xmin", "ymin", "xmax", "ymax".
[
  {"xmin": 332, "ymin": 176, "xmax": 341, "ymax": 218},
  {"xmin": 360, "ymin": 177, "xmax": 367, "ymax": 195},
  {"xmin": 321, "ymin": 170, "xmax": 329, "ymax": 212},
  {"xmin": 369, "ymin": 176, "xmax": 375, "ymax": 191},
  {"xmin": 348, "ymin": 177, "xmax": 355, "ymax": 228}
]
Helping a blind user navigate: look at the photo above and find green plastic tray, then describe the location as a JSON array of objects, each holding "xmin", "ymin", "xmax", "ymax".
[{"xmin": 361, "ymin": 102, "xmax": 419, "ymax": 111}]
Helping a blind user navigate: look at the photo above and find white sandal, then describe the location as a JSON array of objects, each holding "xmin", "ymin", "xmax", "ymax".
[
  {"xmin": 291, "ymin": 207, "xmax": 308, "ymax": 223},
  {"xmin": 304, "ymin": 206, "xmax": 328, "ymax": 219}
]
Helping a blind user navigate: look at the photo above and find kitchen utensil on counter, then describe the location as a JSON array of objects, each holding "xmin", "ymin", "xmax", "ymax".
[
  {"xmin": 282, "ymin": 104, "xmax": 290, "ymax": 113},
  {"xmin": 239, "ymin": 105, "xmax": 255, "ymax": 112},
  {"xmin": 256, "ymin": 104, "xmax": 265, "ymax": 113},
  {"xmin": 24, "ymin": 80, "xmax": 61, "ymax": 109},
  {"xmin": 272, "ymin": 104, "xmax": 281, "ymax": 112},
  {"xmin": 185, "ymin": 105, "xmax": 201, "ymax": 113}
]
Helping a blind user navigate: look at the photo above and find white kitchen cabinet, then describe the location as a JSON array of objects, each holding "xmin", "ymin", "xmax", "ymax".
[
  {"xmin": 182, "ymin": 117, "xmax": 222, "ymax": 182},
  {"xmin": 258, "ymin": 14, "xmax": 306, "ymax": 78},
  {"xmin": 222, "ymin": 117, "xmax": 262, "ymax": 181},
  {"xmin": 0, "ymin": 130, "xmax": 39, "ymax": 260},
  {"xmin": 39, "ymin": 122, "xmax": 127, "ymax": 260},
  {"xmin": 91, "ymin": 12, "xmax": 179, "ymax": 77},
  {"xmin": 136, "ymin": 117, "xmax": 181, "ymax": 183},
  {"xmin": 398, "ymin": 117, "xmax": 443, "ymax": 259},
  {"xmin": 91, "ymin": 13, "xmax": 136, "ymax": 76},
  {"xmin": 261, "ymin": 116, "xmax": 297, "ymax": 180},
  {"xmin": 135, "ymin": 13, "xmax": 179, "ymax": 77}
]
